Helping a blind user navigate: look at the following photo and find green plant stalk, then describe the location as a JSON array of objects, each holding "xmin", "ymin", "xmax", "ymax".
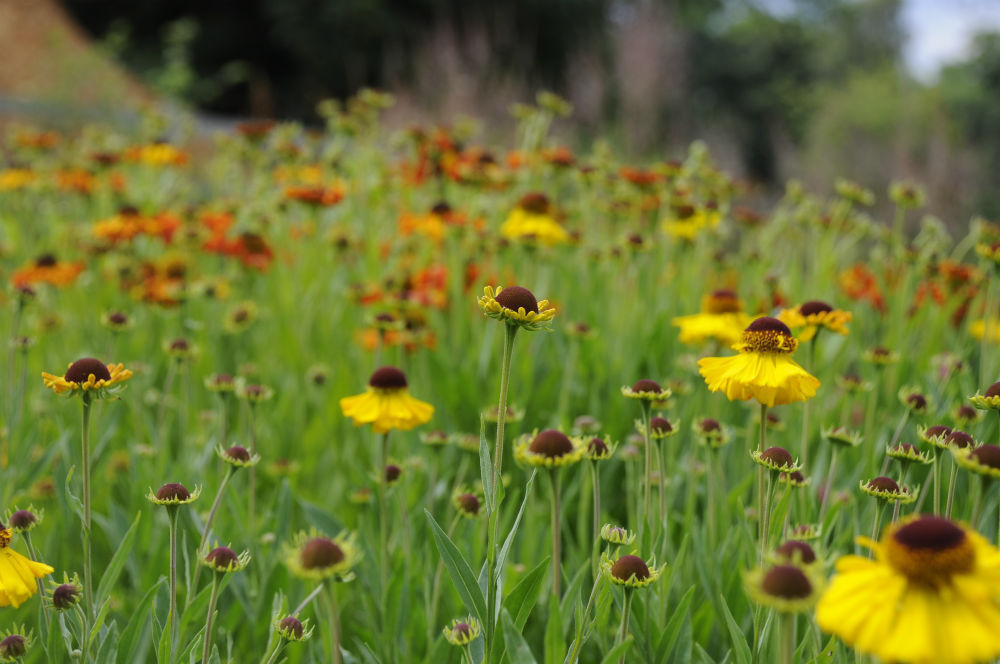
[
  {"xmin": 566, "ymin": 574, "xmax": 604, "ymax": 663},
  {"xmin": 22, "ymin": 532, "xmax": 50, "ymax": 626},
  {"xmin": 704, "ymin": 447, "xmax": 716, "ymax": 547},
  {"xmin": 260, "ymin": 640, "xmax": 285, "ymax": 664},
  {"xmin": 75, "ymin": 603, "xmax": 91, "ymax": 664},
  {"xmin": 556, "ymin": 336, "xmax": 579, "ymax": 429},
  {"xmin": 200, "ymin": 573, "xmax": 220, "ymax": 664},
  {"xmin": 818, "ymin": 447, "xmax": 839, "ymax": 522},
  {"xmin": 980, "ymin": 276, "xmax": 993, "ymax": 385},
  {"xmin": 248, "ymin": 403, "xmax": 258, "ymax": 537},
  {"xmin": 972, "ymin": 476, "xmax": 986, "ymax": 527},
  {"xmin": 167, "ymin": 507, "xmax": 179, "ymax": 664},
  {"xmin": 218, "ymin": 394, "xmax": 230, "ymax": 449},
  {"xmin": 617, "ymin": 590, "xmax": 633, "ymax": 664},
  {"xmin": 779, "ymin": 612, "xmax": 794, "ymax": 664},
  {"xmin": 870, "ymin": 502, "xmax": 885, "ymax": 558},
  {"xmin": 756, "ymin": 403, "xmax": 768, "ymax": 566},
  {"xmin": 377, "ymin": 431, "xmax": 391, "ymax": 659},
  {"xmin": 322, "ymin": 582, "xmax": 343, "ymax": 664},
  {"xmin": 933, "ymin": 456, "xmax": 942, "ymax": 516},
  {"xmin": 800, "ymin": 338, "xmax": 817, "ymax": 469},
  {"xmin": 486, "ymin": 323, "xmax": 516, "ymax": 652},
  {"xmin": 590, "ymin": 462, "xmax": 600, "ymax": 580},
  {"xmin": 81, "ymin": 394, "xmax": 94, "ymax": 620},
  {"xmin": 945, "ymin": 459, "xmax": 960, "ymax": 520},
  {"xmin": 640, "ymin": 402, "xmax": 652, "ymax": 533},
  {"xmin": 550, "ymin": 469, "xmax": 562, "ymax": 597},
  {"xmin": 191, "ymin": 466, "xmax": 235, "ymax": 603},
  {"xmin": 428, "ymin": 514, "xmax": 461, "ymax": 642},
  {"xmin": 156, "ymin": 360, "xmax": 178, "ymax": 451}
]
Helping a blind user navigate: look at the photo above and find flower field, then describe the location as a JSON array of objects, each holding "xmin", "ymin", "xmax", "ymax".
[{"xmin": 2, "ymin": 91, "xmax": 1000, "ymax": 663}]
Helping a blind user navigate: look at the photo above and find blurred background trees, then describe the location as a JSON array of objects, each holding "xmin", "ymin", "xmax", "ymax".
[{"xmin": 7, "ymin": 0, "xmax": 1000, "ymax": 218}]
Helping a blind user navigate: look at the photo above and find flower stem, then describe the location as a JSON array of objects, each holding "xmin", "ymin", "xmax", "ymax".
[
  {"xmin": 293, "ymin": 583, "xmax": 324, "ymax": 616},
  {"xmin": 870, "ymin": 502, "xmax": 885, "ymax": 557},
  {"xmin": 377, "ymin": 431, "xmax": 392, "ymax": 660},
  {"xmin": 818, "ymin": 447, "xmax": 839, "ymax": 522},
  {"xmin": 550, "ymin": 469, "xmax": 562, "ymax": 597},
  {"xmin": 486, "ymin": 323, "xmax": 517, "ymax": 652},
  {"xmin": 946, "ymin": 459, "xmax": 960, "ymax": 520},
  {"xmin": 590, "ymin": 462, "xmax": 600, "ymax": 580},
  {"xmin": 972, "ymin": 476, "xmax": 986, "ymax": 527},
  {"xmin": 81, "ymin": 394, "xmax": 94, "ymax": 620},
  {"xmin": 200, "ymin": 574, "xmax": 220, "ymax": 664},
  {"xmin": 617, "ymin": 590, "xmax": 633, "ymax": 664},
  {"xmin": 167, "ymin": 508, "xmax": 179, "ymax": 664},
  {"xmin": 779, "ymin": 612, "xmax": 794, "ymax": 664},
  {"xmin": 191, "ymin": 467, "xmax": 235, "ymax": 601},
  {"xmin": 323, "ymin": 582, "xmax": 342, "ymax": 664},
  {"xmin": 933, "ymin": 456, "xmax": 941, "ymax": 516},
  {"xmin": 75, "ymin": 603, "xmax": 91, "ymax": 664},
  {"xmin": 640, "ymin": 402, "xmax": 652, "ymax": 532},
  {"xmin": 248, "ymin": 403, "xmax": 258, "ymax": 537},
  {"xmin": 22, "ymin": 533, "xmax": 50, "ymax": 626}
]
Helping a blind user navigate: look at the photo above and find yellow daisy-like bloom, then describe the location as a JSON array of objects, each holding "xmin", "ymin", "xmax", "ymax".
[
  {"xmin": 744, "ymin": 563, "xmax": 824, "ymax": 613},
  {"xmin": 339, "ymin": 366, "xmax": 434, "ymax": 433},
  {"xmin": 0, "ymin": 527, "xmax": 53, "ymax": 608},
  {"xmin": 970, "ymin": 318, "xmax": 1000, "ymax": 342},
  {"xmin": 478, "ymin": 285, "xmax": 556, "ymax": 331},
  {"xmin": 601, "ymin": 553, "xmax": 663, "ymax": 589},
  {"xmin": 661, "ymin": 203, "xmax": 721, "ymax": 241},
  {"xmin": 499, "ymin": 192, "xmax": 569, "ymax": 246},
  {"xmin": 952, "ymin": 444, "xmax": 1000, "ymax": 480},
  {"xmin": 41, "ymin": 358, "xmax": 133, "ymax": 398},
  {"xmin": 514, "ymin": 429, "xmax": 586, "ymax": 469},
  {"xmin": 671, "ymin": 289, "xmax": 751, "ymax": 346},
  {"xmin": 0, "ymin": 168, "xmax": 37, "ymax": 191},
  {"xmin": 698, "ymin": 317, "xmax": 819, "ymax": 407},
  {"xmin": 443, "ymin": 616, "xmax": 482, "ymax": 646},
  {"xmin": 859, "ymin": 477, "xmax": 917, "ymax": 504},
  {"xmin": 816, "ymin": 515, "xmax": 1000, "ymax": 664},
  {"xmin": 284, "ymin": 530, "xmax": 360, "ymax": 582},
  {"xmin": 778, "ymin": 300, "xmax": 851, "ymax": 342},
  {"xmin": 970, "ymin": 381, "xmax": 1000, "ymax": 410}
]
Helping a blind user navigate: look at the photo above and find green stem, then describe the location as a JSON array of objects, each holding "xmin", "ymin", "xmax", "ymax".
[
  {"xmin": 591, "ymin": 462, "xmax": 601, "ymax": 581},
  {"xmin": 946, "ymin": 459, "xmax": 960, "ymax": 520},
  {"xmin": 779, "ymin": 612, "xmax": 794, "ymax": 664},
  {"xmin": 167, "ymin": 509, "xmax": 179, "ymax": 664},
  {"xmin": 199, "ymin": 468, "xmax": 234, "ymax": 554},
  {"xmin": 23, "ymin": 532, "xmax": 50, "ymax": 626},
  {"xmin": 550, "ymin": 470, "xmax": 562, "ymax": 598},
  {"xmin": 617, "ymin": 590, "xmax": 633, "ymax": 664},
  {"xmin": 870, "ymin": 502, "xmax": 885, "ymax": 557},
  {"xmin": 818, "ymin": 447, "xmax": 839, "ymax": 522},
  {"xmin": 566, "ymin": 575, "xmax": 603, "ymax": 664},
  {"xmin": 323, "ymin": 583, "xmax": 342, "ymax": 664},
  {"xmin": 980, "ymin": 276, "xmax": 993, "ymax": 385},
  {"xmin": 377, "ymin": 431, "xmax": 391, "ymax": 658},
  {"xmin": 640, "ymin": 402, "xmax": 652, "ymax": 531},
  {"xmin": 200, "ymin": 574, "xmax": 220, "ymax": 664},
  {"xmin": 81, "ymin": 395, "xmax": 94, "ymax": 620},
  {"xmin": 428, "ymin": 514, "xmax": 461, "ymax": 641},
  {"xmin": 156, "ymin": 360, "xmax": 178, "ymax": 450},
  {"xmin": 934, "ymin": 456, "xmax": 942, "ymax": 516},
  {"xmin": 75, "ymin": 603, "xmax": 91, "ymax": 664},
  {"xmin": 486, "ymin": 323, "xmax": 517, "ymax": 653},
  {"xmin": 972, "ymin": 477, "xmax": 986, "ymax": 528},
  {"xmin": 248, "ymin": 403, "xmax": 257, "ymax": 537}
]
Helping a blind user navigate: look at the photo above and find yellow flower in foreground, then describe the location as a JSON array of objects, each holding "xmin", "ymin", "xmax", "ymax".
[
  {"xmin": 0, "ymin": 527, "xmax": 54, "ymax": 608},
  {"xmin": 671, "ymin": 289, "xmax": 751, "ymax": 346},
  {"xmin": 41, "ymin": 357, "xmax": 133, "ymax": 398},
  {"xmin": 339, "ymin": 366, "xmax": 434, "ymax": 433},
  {"xmin": 499, "ymin": 192, "xmax": 569, "ymax": 246},
  {"xmin": 816, "ymin": 515, "xmax": 1000, "ymax": 664},
  {"xmin": 778, "ymin": 300, "xmax": 851, "ymax": 341},
  {"xmin": 698, "ymin": 317, "xmax": 819, "ymax": 407}
]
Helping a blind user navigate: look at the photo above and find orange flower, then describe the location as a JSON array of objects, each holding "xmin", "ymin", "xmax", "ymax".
[
  {"xmin": 93, "ymin": 208, "xmax": 181, "ymax": 244},
  {"xmin": 55, "ymin": 169, "xmax": 96, "ymax": 194},
  {"xmin": 284, "ymin": 183, "xmax": 345, "ymax": 206},
  {"xmin": 838, "ymin": 263, "xmax": 886, "ymax": 313},
  {"xmin": 11, "ymin": 254, "xmax": 84, "ymax": 288},
  {"xmin": 620, "ymin": 167, "xmax": 661, "ymax": 188}
]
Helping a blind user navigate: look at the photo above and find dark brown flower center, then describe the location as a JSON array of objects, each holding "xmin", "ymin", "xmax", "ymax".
[
  {"xmin": 170, "ymin": 338, "xmax": 190, "ymax": 351},
  {"xmin": 588, "ymin": 438, "xmax": 609, "ymax": 456},
  {"xmin": 946, "ymin": 431, "xmax": 975, "ymax": 449},
  {"xmin": 760, "ymin": 446, "xmax": 794, "ymax": 468},
  {"xmin": 972, "ymin": 444, "xmax": 1000, "ymax": 469},
  {"xmin": 867, "ymin": 476, "xmax": 900, "ymax": 493},
  {"xmin": 9, "ymin": 510, "xmax": 36, "ymax": 530},
  {"xmin": 385, "ymin": 465, "xmax": 402, "ymax": 482},
  {"xmin": 906, "ymin": 393, "xmax": 928, "ymax": 411},
  {"xmin": 986, "ymin": 381, "xmax": 1000, "ymax": 398},
  {"xmin": 761, "ymin": 565, "xmax": 812, "ymax": 599},
  {"xmin": 631, "ymin": 379, "xmax": 662, "ymax": 393},
  {"xmin": 0, "ymin": 635, "xmax": 26, "ymax": 658},
  {"xmin": 925, "ymin": 425, "xmax": 952, "ymax": 439},
  {"xmin": 518, "ymin": 192, "xmax": 551, "ymax": 214},
  {"xmin": 65, "ymin": 357, "xmax": 111, "ymax": 383},
  {"xmin": 454, "ymin": 622, "xmax": 472, "ymax": 638},
  {"xmin": 956, "ymin": 405, "xmax": 978, "ymax": 420},
  {"xmin": 741, "ymin": 317, "xmax": 796, "ymax": 353},
  {"xmin": 225, "ymin": 446, "xmax": 251, "ymax": 462},
  {"xmin": 430, "ymin": 201, "xmax": 452, "ymax": 216},
  {"xmin": 699, "ymin": 418, "xmax": 721, "ymax": 432},
  {"xmin": 495, "ymin": 286, "xmax": 539, "ymax": 314},
  {"xmin": 52, "ymin": 583, "xmax": 81, "ymax": 610},
  {"xmin": 156, "ymin": 483, "xmax": 191, "ymax": 501},
  {"xmin": 108, "ymin": 311, "xmax": 128, "ymax": 325},
  {"xmin": 703, "ymin": 289, "xmax": 742, "ymax": 314},
  {"xmin": 650, "ymin": 417, "xmax": 672, "ymax": 434},
  {"xmin": 457, "ymin": 493, "xmax": 480, "ymax": 515},
  {"xmin": 369, "ymin": 366, "xmax": 408, "ymax": 389},
  {"xmin": 35, "ymin": 253, "xmax": 58, "ymax": 267},
  {"xmin": 300, "ymin": 537, "xmax": 344, "ymax": 569},
  {"xmin": 611, "ymin": 554, "xmax": 650, "ymax": 582},
  {"xmin": 799, "ymin": 300, "xmax": 834, "ymax": 316},
  {"xmin": 205, "ymin": 546, "xmax": 240, "ymax": 569},
  {"xmin": 776, "ymin": 540, "xmax": 816, "ymax": 564},
  {"xmin": 529, "ymin": 429, "xmax": 573, "ymax": 458},
  {"xmin": 279, "ymin": 616, "xmax": 304, "ymax": 638},
  {"xmin": 887, "ymin": 516, "xmax": 975, "ymax": 585}
]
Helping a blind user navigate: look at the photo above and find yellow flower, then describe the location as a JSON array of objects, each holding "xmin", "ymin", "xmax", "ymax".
[
  {"xmin": 500, "ymin": 193, "xmax": 569, "ymax": 246},
  {"xmin": 601, "ymin": 553, "xmax": 663, "ymax": 589},
  {"xmin": 514, "ymin": 429, "xmax": 585, "ymax": 469},
  {"xmin": 41, "ymin": 358, "xmax": 133, "ymax": 398},
  {"xmin": 0, "ymin": 168, "xmax": 37, "ymax": 191},
  {"xmin": 0, "ymin": 528, "xmax": 53, "ymax": 608},
  {"xmin": 672, "ymin": 289, "xmax": 751, "ymax": 346},
  {"xmin": 661, "ymin": 203, "xmax": 721, "ymax": 241},
  {"xmin": 284, "ymin": 530, "xmax": 360, "ymax": 582},
  {"xmin": 744, "ymin": 563, "xmax": 824, "ymax": 613},
  {"xmin": 778, "ymin": 300, "xmax": 851, "ymax": 341},
  {"xmin": 697, "ymin": 317, "xmax": 819, "ymax": 407},
  {"xmin": 970, "ymin": 318, "xmax": 1000, "ymax": 342},
  {"xmin": 478, "ymin": 285, "xmax": 556, "ymax": 331},
  {"xmin": 816, "ymin": 516, "xmax": 1000, "ymax": 664},
  {"xmin": 339, "ymin": 366, "xmax": 434, "ymax": 433}
]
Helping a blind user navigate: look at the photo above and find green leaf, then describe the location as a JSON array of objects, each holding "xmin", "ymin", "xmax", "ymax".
[
  {"xmin": 719, "ymin": 593, "xmax": 752, "ymax": 664},
  {"xmin": 503, "ymin": 557, "xmax": 549, "ymax": 630},
  {"xmin": 425, "ymin": 509, "xmax": 487, "ymax": 624},
  {"xmin": 45, "ymin": 612, "xmax": 68, "ymax": 662},
  {"xmin": 96, "ymin": 511, "xmax": 142, "ymax": 607},
  {"xmin": 156, "ymin": 609, "xmax": 172, "ymax": 664},
  {"xmin": 497, "ymin": 469, "xmax": 537, "ymax": 578},
  {"xmin": 95, "ymin": 622, "xmax": 119, "ymax": 662},
  {"xmin": 501, "ymin": 609, "xmax": 538, "ymax": 664},
  {"xmin": 598, "ymin": 637, "xmax": 633, "ymax": 664},
  {"xmin": 545, "ymin": 594, "xmax": 565, "ymax": 664},
  {"xmin": 479, "ymin": 416, "xmax": 496, "ymax": 514},
  {"xmin": 64, "ymin": 466, "xmax": 84, "ymax": 523},
  {"xmin": 118, "ymin": 578, "xmax": 164, "ymax": 664},
  {"xmin": 656, "ymin": 585, "xmax": 695, "ymax": 663}
]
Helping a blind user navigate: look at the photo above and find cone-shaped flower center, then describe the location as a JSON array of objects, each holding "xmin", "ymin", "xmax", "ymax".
[
  {"xmin": 887, "ymin": 516, "xmax": 975, "ymax": 585},
  {"xmin": 65, "ymin": 358, "xmax": 111, "ymax": 383},
  {"xmin": 279, "ymin": 616, "xmax": 304, "ymax": 638},
  {"xmin": 457, "ymin": 494, "xmax": 480, "ymax": 515},
  {"xmin": 588, "ymin": 438, "xmax": 609, "ymax": 455},
  {"xmin": 741, "ymin": 317, "xmax": 797, "ymax": 353},
  {"xmin": 946, "ymin": 431, "xmax": 974, "ymax": 449},
  {"xmin": 799, "ymin": 300, "xmax": 833, "ymax": 316},
  {"xmin": 650, "ymin": 417, "xmax": 672, "ymax": 434},
  {"xmin": 205, "ymin": 546, "xmax": 240, "ymax": 570},
  {"xmin": 776, "ymin": 540, "xmax": 816, "ymax": 564},
  {"xmin": 156, "ymin": 483, "xmax": 191, "ymax": 501},
  {"xmin": 762, "ymin": 565, "xmax": 812, "ymax": 598},
  {"xmin": 704, "ymin": 289, "xmax": 741, "ymax": 314},
  {"xmin": 986, "ymin": 381, "xmax": 1000, "ymax": 398},
  {"xmin": 495, "ymin": 286, "xmax": 539, "ymax": 314},
  {"xmin": 611, "ymin": 554, "xmax": 650, "ymax": 582},
  {"xmin": 972, "ymin": 444, "xmax": 1000, "ymax": 469},
  {"xmin": 369, "ymin": 366, "xmax": 408, "ymax": 389},
  {"xmin": 867, "ymin": 476, "xmax": 900, "ymax": 493},
  {"xmin": 529, "ymin": 429, "xmax": 573, "ymax": 458},
  {"xmin": 300, "ymin": 537, "xmax": 344, "ymax": 570},
  {"xmin": 761, "ymin": 446, "xmax": 794, "ymax": 467},
  {"xmin": 631, "ymin": 379, "xmax": 662, "ymax": 393}
]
